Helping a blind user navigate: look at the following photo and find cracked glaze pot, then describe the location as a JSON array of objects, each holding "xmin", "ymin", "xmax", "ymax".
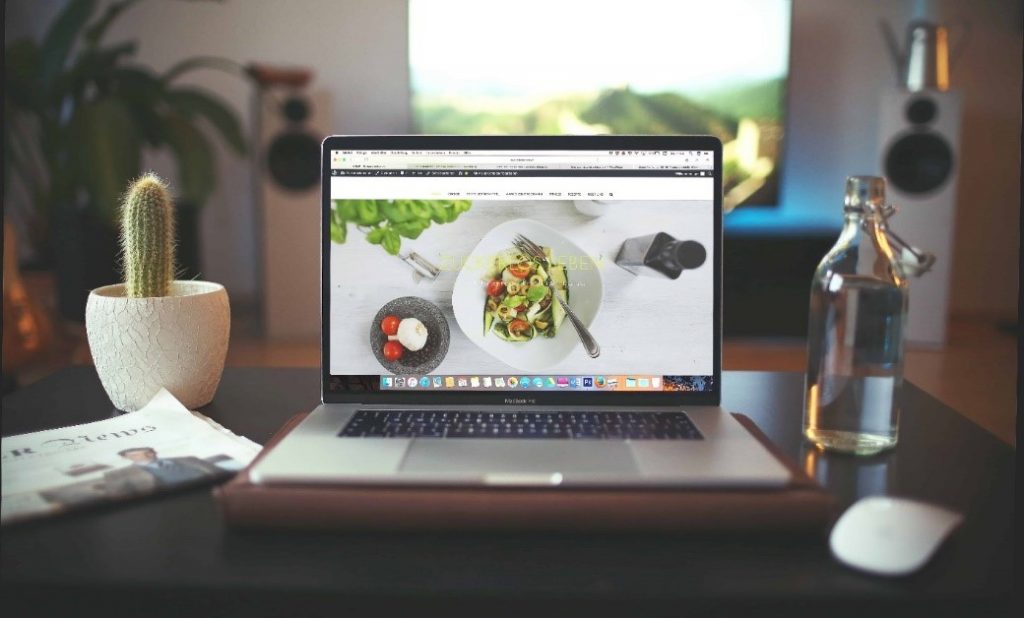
[{"xmin": 86, "ymin": 281, "xmax": 230, "ymax": 411}]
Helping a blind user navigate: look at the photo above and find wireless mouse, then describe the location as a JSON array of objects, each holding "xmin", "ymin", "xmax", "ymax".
[{"xmin": 829, "ymin": 496, "xmax": 963, "ymax": 576}]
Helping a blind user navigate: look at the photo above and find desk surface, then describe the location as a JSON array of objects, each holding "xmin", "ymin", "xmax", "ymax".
[{"xmin": 1, "ymin": 367, "xmax": 1014, "ymax": 617}]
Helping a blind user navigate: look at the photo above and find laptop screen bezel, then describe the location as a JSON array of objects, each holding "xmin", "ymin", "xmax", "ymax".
[{"xmin": 321, "ymin": 135, "xmax": 722, "ymax": 406}]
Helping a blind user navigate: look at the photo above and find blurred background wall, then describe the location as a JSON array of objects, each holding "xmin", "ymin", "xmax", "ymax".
[{"xmin": 5, "ymin": 0, "xmax": 1020, "ymax": 320}]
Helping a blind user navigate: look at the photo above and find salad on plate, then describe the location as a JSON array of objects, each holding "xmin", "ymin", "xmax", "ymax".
[{"xmin": 483, "ymin": 246, "xmax": 568, "ymax": 342}]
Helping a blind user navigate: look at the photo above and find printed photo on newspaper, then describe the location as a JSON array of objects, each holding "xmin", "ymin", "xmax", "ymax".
[{"xmin": 1, "ymin": 389, "xmax": 262, "ymax": 525}]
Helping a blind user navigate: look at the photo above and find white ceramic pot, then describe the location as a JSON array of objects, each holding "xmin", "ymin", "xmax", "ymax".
[
  {"xmin": 573, "ymin": 200, "xmax": 612, "ymax": 217},
  {"xmin": 86, "ymin": 281, "xmax": 230, "ymax": 411}
]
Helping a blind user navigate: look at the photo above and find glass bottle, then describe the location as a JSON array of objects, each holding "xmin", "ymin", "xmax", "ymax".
[{"xmin": 803, "ymin": 176, "xmax": 908, "ymax": 455}]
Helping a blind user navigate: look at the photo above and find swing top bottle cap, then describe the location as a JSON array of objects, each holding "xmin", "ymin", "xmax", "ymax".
[{"xmin": 845, "ymin": 176, "xmax": 887, "ymax": 212}]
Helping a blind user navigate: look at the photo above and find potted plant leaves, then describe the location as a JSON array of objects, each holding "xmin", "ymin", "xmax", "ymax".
[
  {"xmin": 4, "ymin": 0, "xmax": 249, "ymax": 320},
  {"xmin": 86, "ymin": 175, "xmax": 229, "ymax": 411}
]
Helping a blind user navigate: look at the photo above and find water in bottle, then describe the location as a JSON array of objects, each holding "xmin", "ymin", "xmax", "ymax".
[{"xmin": 803, "ymin": 177, "xmax": 908, "ymax": 455}]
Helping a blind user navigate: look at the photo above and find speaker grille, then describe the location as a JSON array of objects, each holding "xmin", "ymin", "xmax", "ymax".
[
  {"xmin": 905, "ymin": 97, "xmax": 938, "ymax": 125},
  {"xmin": 884, "ymin": 132, "xmax": 954, "ymax": 195},
  {"xmin": 282, "ymin": 97, "xmax": 311, "ymax": 123},
  {"xmin": 266, "ymin": 132, "xmax": 321, "ymax": 191}
]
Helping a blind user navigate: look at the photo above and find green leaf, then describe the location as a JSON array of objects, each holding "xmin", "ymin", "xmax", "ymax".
[
  {"xmin": 526, "ymin": 285, "xmax": 548, "ymax": 302},
  {"xmin": 162, "ymin": 55, "xmax": 243, "ymax": 83},
  {"xmin": 356, "ymin": 200, "xmax": 382, "ymax": 226},
  {"xmin": 330, "ymin": 219, "xmax": 347, "ymax": 244},
  {"xmin": 110, "ymin": 66, "xmax": 162, "ymax": 94},
  {"xmin": 4, "ymin": 40, "xmax": 43, "ymax": 108},
  {"xmin": 442, "ymin": 204, "xmax": 459, "ymax": 223},
  {"xmin": 83, "ymin": 0, "xmax": 142, "ymax": 47},
  {"xmin": 365, "ymin": 227, "xmax": 386, "ymax": 245},
  {"xmin": 55, "ymin": 41, "xmax": 138, "ymax": 100},
  {"xmin": 329, "ymin": 207, "xmax": 347, "ymax": 243},
  {"xmin": 68, "ymin": 98, "xmax": 140, "ymax": 223},
  {"xmin": 334, "ymin": 200, "xmax": 357, "ymax": 221},
  {"xmin": 502, "ymin": 294, "xmax": 526, "ymax": 308},
  {"xmin": 393, "ymin": 221, "xmax": 427, "ymax": 239},
  {"xmin": 164, "ymin": 87, "xmax": 247, "ymax": 155},
  {"xmin": 40, "ymin": 0, "xmax": 99, "ymax": 83},
  {"xmin": 382, "ymin": 228, "xmax": 401, "ymax": 255},
  {"xmin": 160, "ymin": 112, "xmax": 216, "ymax": 206},
  {"xmin": 429, "ymin": 202, "xmax": 449, "ymax": 223},
  {"xmin": 380, "ymin": 200, "xmax": 413, "ymax": 223},
  {"xmin": 110, "ymin": 67, "xmax": 166, "ymax": 146},
  {"xmin": 409, "ymin": 200, "xmax": 432, "ymax": 219}
]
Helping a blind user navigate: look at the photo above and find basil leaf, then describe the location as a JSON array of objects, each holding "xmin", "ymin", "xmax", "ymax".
[
  {"xmin": 381, "ymin": 200, "xmax": 413, "ymax": 224},
  {"xmin": 365, "ymin": 226, "xmax": 385, "ymax": 244},
  {"xmin": 335, "ymin": 199, "xmax": 357, "ymax": 220},
  {"xmin": 393, "ymin": 221, "xmax": 427, "ymax": 239},
  {"xmin": 356, "ymin": 200, "xmax": 381, "ymax": 225},
  {"xmin": 330, "ymin": 219, "xmax": 347, "ymax": 244},
  {"xmin": 382, "ymin": 228, "xmax": 401, "ymax": 255},
  {"xmin": 430, "ymin": 202, "xmax": 449, "ymax": 223},
  {"xmin": 526, "ymin": 285, "xmax": 548, "ymax": 302},
  {"xmin": 409, "ymin": 200, "xmax": 432, "ymax": 219}
]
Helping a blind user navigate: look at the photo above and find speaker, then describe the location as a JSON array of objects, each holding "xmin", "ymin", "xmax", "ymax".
[
  {"xmin": 878, "ymin": 88, "xmax": 962, "ymax": 345},
  {"xmin": 256, "ymin": 88, "xmax": 331, "ymax": 340}
]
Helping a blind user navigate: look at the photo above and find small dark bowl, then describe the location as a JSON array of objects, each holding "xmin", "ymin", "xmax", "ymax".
[{"xmin": 370, "ymin": 296, "xmax": 450, "ymax": 375}]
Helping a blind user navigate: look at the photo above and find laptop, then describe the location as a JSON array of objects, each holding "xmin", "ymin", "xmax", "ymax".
[{"xmin": 250, "ymin": 135, "xmax": 790, "ymax": 488}]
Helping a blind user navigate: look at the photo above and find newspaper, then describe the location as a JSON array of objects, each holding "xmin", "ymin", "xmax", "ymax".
[{"xmin": 1, "ymin": 389, "xmax": 262, "ymax": 525}]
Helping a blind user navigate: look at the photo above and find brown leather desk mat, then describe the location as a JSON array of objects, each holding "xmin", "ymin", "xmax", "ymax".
[{"xmin": 216, "ymin": 413, "xmax": 836, "ymax": 533}]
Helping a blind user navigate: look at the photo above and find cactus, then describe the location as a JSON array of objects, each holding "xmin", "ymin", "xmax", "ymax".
[{"xmin": 121, "ymin": 174, "xmax": 176, "ymax": 298}]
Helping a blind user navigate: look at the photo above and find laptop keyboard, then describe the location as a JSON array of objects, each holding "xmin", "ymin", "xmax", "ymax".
[{"xmin": 339, "ymin": 410, "xmax": 703, "ymax": 440}]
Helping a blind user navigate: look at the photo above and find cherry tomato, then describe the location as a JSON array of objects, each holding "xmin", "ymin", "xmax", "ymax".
[
  {"xmin": 507, "ymin": 262, "xmax": 531, "ymax": 279},
  {"xmin": 383, "ymin": 340, "xmax": 404, "ymax": 361},
  {"xmin": 380, "ymin": 315, "xmax": 401, "ymax": 336},
  {"xmin": 486, "ymin": 280, "xmax": 506, "ymax": 297},
  {"xmin": 508, "ymin": 319, "xmax": 531, "ymax": 336}
]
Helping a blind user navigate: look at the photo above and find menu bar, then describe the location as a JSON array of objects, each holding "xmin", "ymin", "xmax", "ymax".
[
  {"xmin": 330, "ymin": 169, "xmax": 712, "ymax": 178},
  {"xmin": 330, "ymin": 150, "xmax": 714, "ymax": 171}
]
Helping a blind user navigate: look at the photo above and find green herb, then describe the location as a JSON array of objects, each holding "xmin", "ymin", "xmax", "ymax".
[
  {"xmin": 392, "ymin": 220, "xmax": 427, "ymax": 239},
  {"xmin": 502, "ymin": 294, "xmax": 526, "ymax": 308},
  {"xmin": 330, "ymin": 198, "xmax": 472, "ymax": 255},
  {"xmin": 330, "ymin": 208, "xmax": 347, "ymax": 243},
  {"xmin": 526, "ymin": 285, "xmax": 548, "ymax": 302},
  {"xmin": 355, "ymin": 200, "xmax": 382, "ymax": 226},
  {"xmin": 382, "ymin": 228, "xmax": 401, "ymax": 255}
]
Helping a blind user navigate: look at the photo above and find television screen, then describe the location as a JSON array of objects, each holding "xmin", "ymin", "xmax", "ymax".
[{"xmin": 409, "ymin": 0, "xmax": 791, "ymax": 210}]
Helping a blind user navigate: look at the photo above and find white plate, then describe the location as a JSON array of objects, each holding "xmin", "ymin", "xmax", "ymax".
[{"xmin": 451, "ymin": 218, "xmax": 603, "ymax": 372}]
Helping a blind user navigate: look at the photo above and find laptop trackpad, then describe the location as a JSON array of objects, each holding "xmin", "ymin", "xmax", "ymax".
[{"xmin": 400, "ymin": 440, "xmax": 637, "ymax": 476}]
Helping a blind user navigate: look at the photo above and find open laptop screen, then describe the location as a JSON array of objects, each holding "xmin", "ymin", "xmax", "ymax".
[{"xmin": 323, "ymin": 137, "xmax": 720, "ymax": 405}]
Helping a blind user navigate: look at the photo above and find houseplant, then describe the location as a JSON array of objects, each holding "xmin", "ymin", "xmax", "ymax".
[
  {"xmin": 3, "ymin": 0, "xmax": 248, "ymax": 319},
  {"xmin": 86, "ymin": 174, "xmax": 229, "ymax": 411}
]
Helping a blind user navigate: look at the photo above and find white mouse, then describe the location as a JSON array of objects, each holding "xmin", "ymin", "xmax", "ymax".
[{"xmin": 829, "ymin": 496, "xmax": 963, "ymax": 576}]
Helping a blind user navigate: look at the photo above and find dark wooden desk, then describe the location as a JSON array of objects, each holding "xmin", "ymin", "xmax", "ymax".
[{"xmin": 1, "ymin": 367, "xmax": 1014, "ymax": 617}]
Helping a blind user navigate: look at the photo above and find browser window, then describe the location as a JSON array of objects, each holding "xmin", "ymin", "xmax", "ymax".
[{"xmin": 327, "ymin": 149, "xmax": 715, "ymax": 394}]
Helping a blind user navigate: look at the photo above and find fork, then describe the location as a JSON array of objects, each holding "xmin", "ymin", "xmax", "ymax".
[{"xmin": 513, "ymin": 234, "xmax": 600, "ymax": 358}]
